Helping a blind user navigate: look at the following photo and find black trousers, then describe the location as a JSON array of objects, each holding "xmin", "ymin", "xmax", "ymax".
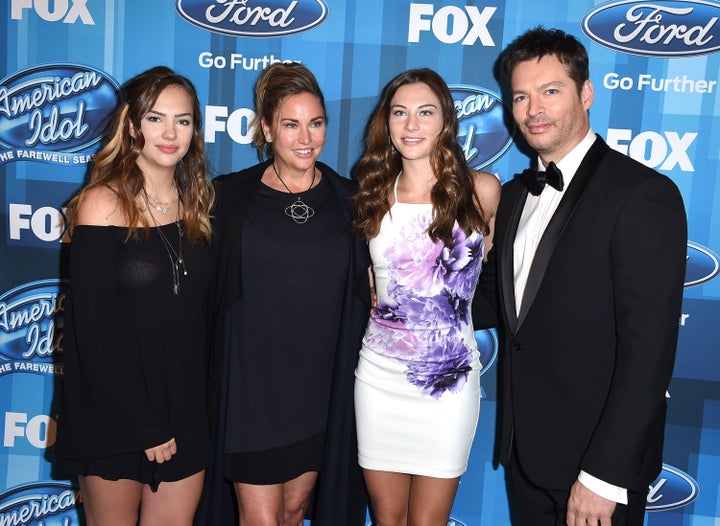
[{"xmin": 504, "ymin": 448, "xmax": 648, "ymax": 526}]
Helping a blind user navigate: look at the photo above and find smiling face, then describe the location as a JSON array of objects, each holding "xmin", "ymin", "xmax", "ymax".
[
  {"xmin": 388, "ymin": 82, "xmax": 444, "ymax": 166},
  {"xmin": 262, "ymin": 92, "xmax": 327, "ymax": 176},
  {"xmin": 511, "ymin": 54, "xmax": 594, "ymax": 165},
  {"xmin": 134, "ymin": 85, "xmax": 194, "ymax": 177}
]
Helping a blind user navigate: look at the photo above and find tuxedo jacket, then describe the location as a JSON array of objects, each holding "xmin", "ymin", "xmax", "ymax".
[{"xmin": 474, "ymin": 136, "xmax": 687, "ymax": 492}]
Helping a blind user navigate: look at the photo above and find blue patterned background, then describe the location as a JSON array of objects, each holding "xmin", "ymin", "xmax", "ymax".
[{"xmin": 1, "ymin": 1, "xmax": 718, "ymax": 524}]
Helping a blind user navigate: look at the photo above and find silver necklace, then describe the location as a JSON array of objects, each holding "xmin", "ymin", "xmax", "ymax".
[
  {"xmin": 272, "ymin": 162, "xmax": 316, "ymax": 224},
  {"xmin": 146, "ymin": 190, "xmax": 179, "ymax": 216},
  {"xmin": 143, "ymin": 192, "xmax": 187, "ymax": 295}
]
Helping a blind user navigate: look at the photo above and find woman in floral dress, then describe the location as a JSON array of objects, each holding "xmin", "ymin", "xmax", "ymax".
[{"xmin": 352, "ymin": 68, "xmax": 500, "ymax": 525}]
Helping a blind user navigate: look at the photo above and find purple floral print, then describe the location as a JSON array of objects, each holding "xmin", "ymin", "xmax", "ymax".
[{"xmin": 366, "ymin": 210, "xmax": 483, "ymax": 399}]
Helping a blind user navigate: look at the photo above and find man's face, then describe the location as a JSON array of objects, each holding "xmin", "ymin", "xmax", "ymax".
[{"xmin": 510, "ymin": 54, "xmax": 593, "ymax": 165}]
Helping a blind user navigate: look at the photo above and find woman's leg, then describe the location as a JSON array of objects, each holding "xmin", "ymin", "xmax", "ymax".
[
  {"xmin": 138, "ymin": 470, "xmax": 205, "ymax": 526},
  {"xmin": 281, "ymin": 471, "xmax": 319, "ymax": 526},
  {"xmin": 407, "ymin": 475, "xmax": 460, "ymax": 526},
  {"xmin": 234, "ymin": 480, "xmax": 283, "ymax": 526},
  {"xmin": 79, "ymin": 475, "xmax": 143, "ymax": 526},
  {"xmin": 363, "ymin": 469, "xmax": 412, "ymax": 526},
  {"xmin": 234, "ymin": 471, "xmax": 319, "ymax": 526}
]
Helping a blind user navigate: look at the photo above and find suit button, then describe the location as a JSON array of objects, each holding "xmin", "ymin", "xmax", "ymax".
[{"xmin": 512, "ymin": 343, "xmax": 522, "ymax": 352}]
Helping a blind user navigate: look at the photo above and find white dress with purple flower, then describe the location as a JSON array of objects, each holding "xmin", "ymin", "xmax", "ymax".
[{"xmin": 355, "ymin": 181, "xmax": 483, "ymax": 478}]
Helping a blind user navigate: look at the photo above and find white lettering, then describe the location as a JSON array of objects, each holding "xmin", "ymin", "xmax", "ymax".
[
  {"xmin": 205, "ymin": 0, "xmax": 297, "ymax": 29},
  {"xmin": 10, "ymin": 0, "xmax": 94, "ymax": 24},
  {"xmin": 8, "ymin": 203, "xmax": 65, "ymax": 242},
  {"xmin": 204, "ymin": 105, "xmax": 255, "ymax": 145},
  {"xmin": 408, "ymin": 3, "xmax": 496, "ymax": 46},
  {"xmin": 606, "ymin": 128, "xmax": 696, "ymax": 172},
  {"xmin": 614, "ymin": 5, "xmax": 716, "ymax": 48}
]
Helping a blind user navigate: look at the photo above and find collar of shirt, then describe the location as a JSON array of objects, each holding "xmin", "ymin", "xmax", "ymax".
[
  {"xmin": 513, "ymin": 129, "xmax": 597, "ymax": 315},
  {"xmin": 538, "ymin": 128, "xmax": 597, "ymax": 191}
]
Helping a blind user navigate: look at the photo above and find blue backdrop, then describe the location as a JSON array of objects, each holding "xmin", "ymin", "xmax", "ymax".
[{"xmin": 1, "ymin": 1, "xmax": 719, "ymax": 524}]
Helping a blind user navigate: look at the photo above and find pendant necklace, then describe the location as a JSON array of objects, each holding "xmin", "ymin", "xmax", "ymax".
[
  {"xmin": 272, "ymin": 162, "xmax": 316, "ymax": 224},
  {"xmin": 143, "ymin": 191, "xmax": 187, "ymax": 295},
  {"xmin": 146, "ymin": 189, "xmax": 179, "ymax": 216}
]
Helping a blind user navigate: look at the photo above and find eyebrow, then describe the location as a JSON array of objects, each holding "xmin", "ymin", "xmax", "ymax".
[
  {"xmin": 279, "ymin": 115, "xmax": 326, "ymax": 122},
  {"xmin": 148, "ymin": 110, "xmax": 193, "ymax": 118},
  {"xmin": 391, "ymin": 103, "xmax": 438, "ymax": 110},
  {"xmin": 513, "ymin": 80, "xmax": 567, "ymax": 94}
]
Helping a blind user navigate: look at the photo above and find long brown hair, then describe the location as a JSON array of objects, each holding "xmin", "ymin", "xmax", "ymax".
[
  {"xmin": 353, "ymin": 68, "xmax": 488, "ymax": 246},
  {"xmin": 65, "ymin": 66, "xmax": 213, "ymax": 243},
  {"xmin": 251, "ymin": 62, "xmax": 327, "ymax": 161}
]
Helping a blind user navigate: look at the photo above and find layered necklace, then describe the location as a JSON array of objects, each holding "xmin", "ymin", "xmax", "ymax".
[
  {"xmin": 272, "ymin": 162, "xmax": 316, "ymax": 224},
  {"xmin": 145, "ymin": 187, "xmax": 179, "ymax": 216},
  {"xmin": 143, "ymin": 190, "xmax": 187, "ymax": 295}
]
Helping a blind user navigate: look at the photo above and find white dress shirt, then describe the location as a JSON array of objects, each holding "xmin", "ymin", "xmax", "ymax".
[{"xmin": 512, "ymin": 129, "xmax": 629, "ymax": 505}]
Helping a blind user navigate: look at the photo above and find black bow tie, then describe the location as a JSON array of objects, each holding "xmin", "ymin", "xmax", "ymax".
[{"xmin": 521, "ymin": 161, "xmax": 564, "ymax": 196}]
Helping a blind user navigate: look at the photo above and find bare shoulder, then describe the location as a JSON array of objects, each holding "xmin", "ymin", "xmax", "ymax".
[
  {"xmin": 75, "ymin": 185, "xmax": 126, "ymax": 226},
  {"xmin": 471, "ymin": 170, "xmax": 501, "ymax": 216}
]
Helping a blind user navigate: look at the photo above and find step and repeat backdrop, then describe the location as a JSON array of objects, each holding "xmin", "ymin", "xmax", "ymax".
[{"xmin": 1, "ymin": 1, "xmax": 719, "ymax": 524}]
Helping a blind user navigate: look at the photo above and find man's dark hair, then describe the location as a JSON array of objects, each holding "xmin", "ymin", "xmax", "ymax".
[{"xmin": 502, "ymin": 26, "xmax": 589, "ymax": 94}]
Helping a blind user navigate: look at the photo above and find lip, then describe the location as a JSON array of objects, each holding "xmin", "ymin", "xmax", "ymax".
[
  {"xmin": 525, "ymin": 122, "xmax": 552, "ymax": 134},
  {"xmin": 157, "ymin": 144, "xmax": 179, "ymax": 154},
  {"xmin": 401, "ymin": 137, "xmax": 424, "ymax": 145},
  {"xmin": 293, "ymin": 148, "xmax": 316, "ymax": 157}
]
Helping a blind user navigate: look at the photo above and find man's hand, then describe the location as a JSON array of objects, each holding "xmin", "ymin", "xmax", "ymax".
[{"xmin": 566, "ymin": 479, "xmax": 617, "ymax": 525}]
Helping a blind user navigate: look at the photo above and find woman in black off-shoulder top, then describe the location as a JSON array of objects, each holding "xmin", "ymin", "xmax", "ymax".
[{"xmin": 54, "ymin": 66, "xmax": 214, "ymax": 526}]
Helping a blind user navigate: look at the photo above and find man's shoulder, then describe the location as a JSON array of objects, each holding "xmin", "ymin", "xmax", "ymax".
[{"xmin": 597, "ymin": 145, "xmax": 680, "ymax": 195}]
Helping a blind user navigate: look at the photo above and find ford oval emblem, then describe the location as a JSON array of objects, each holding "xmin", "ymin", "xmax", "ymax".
[
  {"xmin": 582, "ymin": 0, "xmax": 720, "ymax": 57},
  {"xmin": 685, "ymin": 241, "xmax": 720, "ymax": 287},
  {"xmin": 450, "ymin": 85, "xmax": 514, "ymax": 170},
  {"xmin": 0, "ymin": 64, "xmax": 120, "ymax": 152},
  {"xmin": 646, "ymin": 464, "xmax": 699, "ymax": 511},
  {"xmin": 176, "ymin": 0, "xmax": 329, "ymax": 37}
]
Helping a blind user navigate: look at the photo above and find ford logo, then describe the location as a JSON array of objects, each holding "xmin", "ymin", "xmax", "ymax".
[
  {"xmin": 474, "ymin": 328, "xmax": 498, "ymax": 376},
  {"xmin": 646, "ymin": 464, "xmax": 699, "ymax": 511},
  {"xmin": 0, "ymin": 482, "xmax": 81, "ymax": 525},
  {"xmin": 450, "ymin": 85, "xmax": 514, "ymax": 170},
  {"xmin": 0, "ymin": 279, "xmax": 67, "ymax": 368},
  {"xmin": 685, "ymin": 241, "xmax": 719, "ymax": 287},
  {"xmin": 0, "ymin": 64, "xmax": 120, "ymax": 152},
  {"xmin": 582, "ymin": 1, "xmax": 720, "ymax": 57},
  {"xmin": 176, "ymin": 0, "xmax": 328, "ymax": 37}
]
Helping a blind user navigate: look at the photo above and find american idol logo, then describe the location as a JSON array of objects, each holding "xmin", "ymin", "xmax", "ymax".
[
  {"xmin": 176, "ymin": 0, "xmax": 329, "ymax": 37},
  {"xmin": 685, "ymin": 241, "xmax": 719, "ymax": 287},
  {"xmin": 474, "ymin": 328, "xmax": 498, "ymax": 376},
  {"xmin": 450, "ymin": 85, "xmax": 513, "ymax": 171},
  {"xmin": 0, "ymin": 64, "xmax": 120, "ymax": 166},
  {"xmin": 0, "ymin": 280, "xmax": 66, "ymax": 376},
  {"xmin": 646, "ymin": 464, "xmax": 699, "ymax": 511},
  {"xmin": 0, "ymin": 482, "xmax": 82, "ymax": 526},
  {"xmin": 582, "ymin": 1, "xmax": 720, "ymax": 57},
  {"xmin": 474, "ymin": 328, "xmax": 498, "ymax": 400}
]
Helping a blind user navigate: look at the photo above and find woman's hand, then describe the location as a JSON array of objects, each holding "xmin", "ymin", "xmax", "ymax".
[{"xmin": 144, "ymin": 437, "xmax": 177, "ymax": 464}]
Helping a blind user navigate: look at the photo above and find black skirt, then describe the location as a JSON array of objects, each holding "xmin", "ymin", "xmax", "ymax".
[{"xmin": 223, "ymin": 432, "xmax": 324, "ymax": 485}]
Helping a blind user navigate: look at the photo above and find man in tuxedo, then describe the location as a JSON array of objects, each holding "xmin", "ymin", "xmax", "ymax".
[{"xmin": 474, "ymin": 27, "xmax": 687, "ymax": 525}]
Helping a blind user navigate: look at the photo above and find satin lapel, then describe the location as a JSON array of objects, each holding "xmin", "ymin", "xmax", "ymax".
[
  {"xmin": 500, "ymin": 184, "xmax": 527, "ymax": 333},
  {"xmin": 516, "ymin": 136, "xmax": 610, "ymax": 328}
]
